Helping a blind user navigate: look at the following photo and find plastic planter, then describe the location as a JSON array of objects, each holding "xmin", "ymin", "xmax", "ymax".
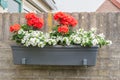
[{"xmin": 11, "ymin": 45, "xmax": 98, "ymax": 66}]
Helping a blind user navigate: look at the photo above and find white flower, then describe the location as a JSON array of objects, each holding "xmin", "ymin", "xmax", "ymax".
[
  {"xmin": 83, "ymin": 31, "xmax": 87, "ymax": 34},
  {"xmin": 29, "ymin": 38, "xmax": 37, "ymax": 46},
  {"xmin": 18, "ymin": 29, "xmax": 25, "ymax": 34},
  {"xmin": 62, "ymin": 37, "xmax": 71, "ymax": 46},
  {"xmin": 98, "ymin": 33, "xmax": 105, "ymax": 39},
  {"xmin": 31, "ymin": 31, "xmax": 39, "ymax": 37},
  {"xmin": 35, "ymin": 38, "xmax": 40, "ymax": 44},
  {"xmin": 73, "ymin": 37, "xmax": 81, "ymax": 44},
  {"xmin": 78, "ymin": 28, "xmax": 84, "ymax": 32},
  {"xmin": 90, "ymin": 33, "xmax": 95, "ymax": 39},
  {"xmin": 21, "ymin": 39, "xmax": 26, "ymax": 43},
  {"xmin": 25, "ymin": 41, "xmax": 31, "ymax": 47},
  {"xmin": 91, "ymin": 27, "xmax": 97, "ymax": 33},
  {"xmin": 52, "ymin": 39, "xmax": 57, "ymax": 45},
  {"xmin": 45, "ymin": 33, "xmax": 50, "ymax": 39},
  {"xmin": 48, "ymin": 39, "xmax": 52, "ymax": 45},
  {"xmin": 106, "ymin": 40, "xmax": 112, "ymax": 45},
  {"xmin": 38, "ymin": 42, "xmax": 45, "ymax": 48},
  {"xmin": 92, "ymin": 39, "xmax": 98, "ymax": 46},
  {"xmin": 56, "ymin": 36, "xmax": 63, "ymax": 42},
  {"xmin": 46, "ymin": 39, "xmax": 56, "ymax": 45}
]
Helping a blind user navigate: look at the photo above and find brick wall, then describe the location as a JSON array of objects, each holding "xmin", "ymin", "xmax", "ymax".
[
  {"xmin": 0, "ymin": 12, "xmax": 120, "ymax": 80},
  {"xmin": 96, "ymin": 0, "xmax": 120, "ymax": 12}
]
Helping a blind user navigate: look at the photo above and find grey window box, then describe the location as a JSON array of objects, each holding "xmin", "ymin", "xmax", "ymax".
[{"xmin": 11, "ymin": 45, "xmax": 98, "ymax": 66}]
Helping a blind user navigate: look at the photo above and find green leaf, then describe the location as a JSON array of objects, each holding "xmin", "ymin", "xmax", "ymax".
[{"xmin": 21, "ymin": 24, "xmax": 32, "ymax": 31}]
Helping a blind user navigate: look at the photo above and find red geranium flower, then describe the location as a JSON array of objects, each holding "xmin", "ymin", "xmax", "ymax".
[
  {"xmin": 54, "ymin": 12, "xmax": 78, "ymax": 27},
  {"xmin": 32, "ymin": 18, "xmax": 44, "ymax": 29},
  {"xmin": 25, "ymin": 13, "xmax": 37, "ymax": 20},
  {"xmin": 69, "ymin": 17, "xmax": 78, "ymax": 27},
  {"xmin": 54, "ymin": 12, "xmax": 66, "ymax": 20},
  {"xmin": 27, "ymin": 17, "xmax": 44, "ymax": 29},
  {"xmin": 25, "ymin": 13, "xmax": 44, "ymax": 29},
  {"xmin": 9, "ymin": 24, "xmax": 20, "ymax": 32},
  {"xmin": 58, "ymin": 25, "xmax": 69, "ymax": 34}
]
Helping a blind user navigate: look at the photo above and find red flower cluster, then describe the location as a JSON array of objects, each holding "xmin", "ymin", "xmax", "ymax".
[
  {"xmin": 25, "ymin": 13, "xmax": 36, "ymax": 20},
  {"xmin": 54, "ymin": 12, "xmax": 78, "ymax": 35},
  {"xmin": 54, "ymin": 12, "xmax": 77, "ymax": 27},
  {"xmin": 25, "ymin": 13, "xmax": 44, "ymax": 29},
  {"xmin": 58, "ymin": 25, "xmax": 69, "ymax": 34},
  {"xmin": 10, "ymin": 24, "xmax": 20, "ymax": 32}
]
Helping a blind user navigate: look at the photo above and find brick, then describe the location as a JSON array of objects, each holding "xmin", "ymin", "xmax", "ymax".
[
  {"xmin": 79, "ymin": 12, "xmax": 90, "ymax": 30},
  {"xmin": 0, "ymin": 13, "xmax": 3, "ymax": 41},
  {"xmin": 86, "ymin": 69, "xmax": 99, "ymax": 76},
  {"xmin": 96, "ymin": 58, "xmax": 110, "ymax": 69},
  {"xmin": 86, "ymin": 77, "xmax": 103, "ymax": 80},
  {"xmin": 98, "ymin": 70, "xmax": 109, "ymax": 76},
  {"xmin": 39, "ymin": 77, "xmax": 54, "ymax": 80},
  {"xmin": 15, "ymin": 70, "xmax": 33, "ymax": 76},
  {"xmin": 109, "ymin": 44, "xmax": 120, "ymax": 58},
  {"xmin": 49, "ymin": 69, "xmax": 77, "ymax": 77},
  {"xmin": 110, "ymin": 70, "xmax": 120, "ymax": 77},
  {"xmin": 0, "ymin": 69, "xmax": 16, "ymax": 78},
  {"xmin": 96, "ymin": 13, "xmax": 108, "ymax": 35},
  {"xmin": 2, "ymin": 13, "xmax": 10, "ymax": 42},
  {"xmin": 32, "ymin": 69, "xmax": 49, "ymax": 76},
  {"xmin": 0, "ymin": 49, "xmax": 12, "ymax": 59},
  {"xmin": 98, "ymin": 46, "xmax": 110, "ymax": 58},
  {"xmin": 12, "ymin": 78, "xmax": 39, "ymax": 80},
  {"xmin": 19, "ymin": 13, "xmax": 26, "ymax": 25},
  {"xmin": 108, "ymin": 59, "xmax": 119, "ymax": 70},
  {"xmin": 55, "ymin": 78, "xmax": 87, "ymax": 80}
]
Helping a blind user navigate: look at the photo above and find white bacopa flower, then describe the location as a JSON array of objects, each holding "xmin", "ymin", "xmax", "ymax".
[
  {"xmin": 73, "ymin": 37, "xmax": 81, "ymax": 44},
  {"xmin": 24, "ymin": 31, "xmax": 29, "ymax": 35},
  {"xmin": 92, "ymin": 39, "xmax": 98, "ymax": 46},
  {"xmin": 81, "ymin": 38, "xmax": 89, "ymax": 45},
  {"xmin": 106, "ymin": 40, "xmax": 112, "ymax": 45},
  {"xmin": 38, "ymin": 36, "xmax": 44, "ymax": 40},
  {"xmin": 78, "ymin": 28, "xmax": 84, "ymax": 32},
  {"xmin": 90, "ymin": 33, "xmax": 95, "ymax": 39},
  {"xmin": 35, "ymin": 38, "xmax": 40, "ymax": 44},
  {"xmin": 62, "ymin": 37, "xmax": 71, "ymax": 46},
  {"xmin": 91, "ymin": 27, "xmax": 97, "ymax": 33},
  {"xmin": 52, "ymin": 39, "xmax": 57, "ymax": 45},
  {"xmin": 29, "ymin": 38, "xmax": 37, "ymax": 46},
  {"xmin": 45, "ymin": 39, "xmax": 49, "ymax": 43},
  {"xmin": 38, "ymin": 42, "xmax": 45, "ymax": 48},
  {"xmin": 25, "ymin": 41, "xmax": 31, "ymax": 47},
  {"xmin": 98, "ymin": 33, "xmax": 105, "ymax": 39},
  {"xmin": 23, "ymin": 35, "xmax": 30, "ymax": 41},
  {"xmin": 51, "ymin": 36, "xmax": 56, "ymax": 39},
  {"xmin": 41, "ymin": 44, "xmax": 45, "ymax": 48},
  {"xmin": 47, "ymin": 39, "xmax": 51, "ymax": 44},
  {"xmin": 83, "ymin": 31, "xmax": 87, "ymax": 34},
  {"xmin": 47, "ymin": 39, "xmax": 51, "ymax": 45},
  {"xmin": 21, "ymin": 39, "xmax": 26, "ymax": 44},
  {"xmin": 86, "ymin": 38, "xmax": 89, "ymax": 43},
  {"xmin": 47, "ymin": 39, "xmax": 53, "ymax": 45},
  {"xmin": 45, "ymin": 38, "xmax": 56, "ymax": 45},
  {"xmin": 56, "ymin": 36, "xmax": 63, "ymax": 42},
  {"xmin": 45, "ymin": 33, "xmax": 50, "ymax": 39},
  {"xmin": 81, "ymin": 38, "xmax": 85, "ymax": 43},
  {"xmin": 31, "ymin": 31, "xmax": 39, "ymax": 37},
  {"xmin": 18, "ymin": 29, "xmax": 24, "ymax": 34},
  {"xmin": 40, "ymin": 31, "xmax": 43, "ymax": 34}
]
